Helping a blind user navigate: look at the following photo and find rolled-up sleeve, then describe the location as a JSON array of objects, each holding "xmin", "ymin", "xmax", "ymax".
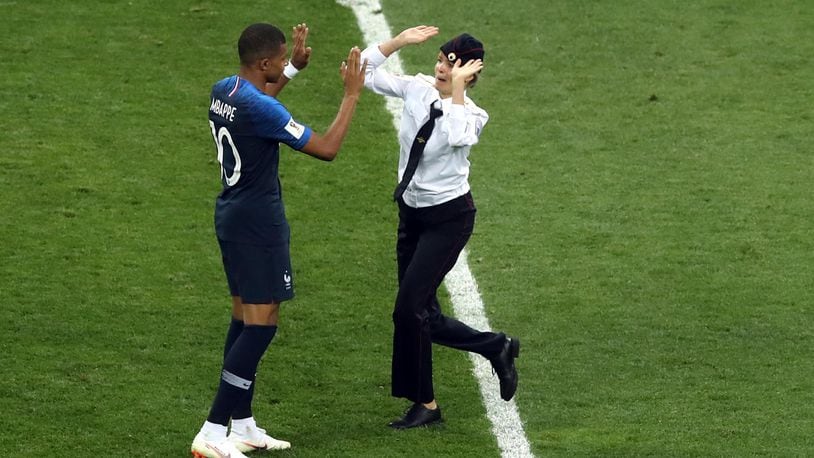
[
  {"xmin": 361, "ymin": 45, "xmax": 411, "ymax": 98},
  {"xmin": 445, "ymin": 103, "xmax": 489, "ymax": 147}
]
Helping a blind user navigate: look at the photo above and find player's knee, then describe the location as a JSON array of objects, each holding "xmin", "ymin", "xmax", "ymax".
[
  {"xmin": 392, "ymin": 305, "xmax": 428, "ymax": 329},
  {"xmin": 243, "ymin": 302, "xmax": 280, "ymax": 326}
]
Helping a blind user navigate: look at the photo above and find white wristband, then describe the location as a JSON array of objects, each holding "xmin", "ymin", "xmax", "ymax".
[{"xmin": 283, "ymin": 63, "xmax": 300, "ymax": 79}]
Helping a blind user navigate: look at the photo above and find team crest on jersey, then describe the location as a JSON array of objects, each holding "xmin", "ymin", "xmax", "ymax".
[{"xmin": 284, "ymin": 118, "xmax": 305, "ymax": 139}]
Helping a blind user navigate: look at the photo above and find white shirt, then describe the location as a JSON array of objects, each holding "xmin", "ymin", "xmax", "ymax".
[{"xmin": 361, "ymin": 45, "xmax": 489, "ymax": 208}]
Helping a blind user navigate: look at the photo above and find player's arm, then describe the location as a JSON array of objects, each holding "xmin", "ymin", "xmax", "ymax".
[
  {"xmin": 265, "ymin": 23, "xmax": 311, "ymax": 97},
  {"xmin": 377, "ymin": 25, "xmax": 438, "ymax": 57},
  {"xmin": 299, "ymin": 47, "xmax": 366, "ymax": 161}
]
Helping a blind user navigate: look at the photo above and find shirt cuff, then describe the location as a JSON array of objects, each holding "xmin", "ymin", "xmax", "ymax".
[{"xmin": 361, "ymin": 44, "xmax": 388, "ymax": 67}]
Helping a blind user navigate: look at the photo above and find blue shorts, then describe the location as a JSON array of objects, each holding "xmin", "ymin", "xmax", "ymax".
[{"xmin": 218, "ymin": 237, "xmax": 294, "ymax": 304}]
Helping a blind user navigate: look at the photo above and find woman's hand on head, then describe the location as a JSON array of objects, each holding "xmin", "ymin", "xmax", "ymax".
[{"xmin": 451, "ymin": 58, "xmax": 483, "ymax": 86}]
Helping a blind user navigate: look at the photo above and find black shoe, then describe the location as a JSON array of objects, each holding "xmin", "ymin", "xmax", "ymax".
[
  {"xmin": 491, "ymin": 336, "xmax": 520, "ymax": 401},
  {"xmin": 388, "ymin": 403, "xmax": 443, "ymax": 429}
]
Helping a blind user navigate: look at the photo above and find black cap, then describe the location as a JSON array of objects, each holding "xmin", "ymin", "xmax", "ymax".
[{"xmin": 440, "ymin": 33, "xmax": 485, "ymax": 65}]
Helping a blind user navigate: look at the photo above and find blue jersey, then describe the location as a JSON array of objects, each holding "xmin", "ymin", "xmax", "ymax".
[{"xmin": 208, "ymin": 76, "xmax": 312, "ymax": 245}]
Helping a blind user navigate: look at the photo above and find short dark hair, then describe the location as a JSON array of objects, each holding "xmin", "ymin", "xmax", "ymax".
[
  {"xmin": 440, "ymin": 33, "xmax": 485, "ymax": 66},
  {"xmin": 238, "ymin": 23, "xmax": 286, "ymax": 65},
  {"xmin": 440, "ymin": 33, "xmax": 485, "ymax": 88}
]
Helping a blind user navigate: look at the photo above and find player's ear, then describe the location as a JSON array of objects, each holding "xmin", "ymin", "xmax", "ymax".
[{"xmin": 258, "ymin": 58, "xmax": 270, "ymax": 71}]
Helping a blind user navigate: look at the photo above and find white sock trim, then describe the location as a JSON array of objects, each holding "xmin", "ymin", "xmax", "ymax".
[
  {"xmin": 201, "ymin": 421, "xmax": 228, "ymax": 439},
  {"xmin": 230, "ymin": 416, "xmax": 256, "ymax": 431}
]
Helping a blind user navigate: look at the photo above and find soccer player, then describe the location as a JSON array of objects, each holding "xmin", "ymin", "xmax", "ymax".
[
  {"xmin": 191, "ymin": 23, "xmax": 366, "ymax": 458},
  {"xmin": 360, "ymin": 26, "xmax": 520, "ymax": 429}
]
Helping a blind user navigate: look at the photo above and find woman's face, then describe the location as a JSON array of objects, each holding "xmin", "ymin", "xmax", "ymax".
[{"xmin": 434, "ymin": 52, "xmax": 454, "ymax": 96}]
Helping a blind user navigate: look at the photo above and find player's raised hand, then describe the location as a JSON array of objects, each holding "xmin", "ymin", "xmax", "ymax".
[
  {"xmin": 290, "ymin": 23, "xmax": 311, "ymax": 70},
  {"xmin": 340, "ymin": 47, "xmax": 367, "ymax": 96},
  {"xmin": 396, "ymin": 25, "xmax": 439, "ymax": 46}
]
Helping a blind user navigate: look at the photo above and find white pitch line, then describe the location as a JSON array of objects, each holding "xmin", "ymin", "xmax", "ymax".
[{"xmin": 335, "ymin": 1, "xmax": 533, "ymax": 456}]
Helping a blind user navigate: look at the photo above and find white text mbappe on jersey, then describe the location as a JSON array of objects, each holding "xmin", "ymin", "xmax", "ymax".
[{"xmin": 210, "ymin": 98, "xmax": 237, "ymax": 122}]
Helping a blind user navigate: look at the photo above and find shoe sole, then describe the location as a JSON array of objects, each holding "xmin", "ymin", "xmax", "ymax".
[
  {"xmin": 191, "ymin": 445, "xmax": 236, "ymax": 458},
  {"xmin": 191, "ymin": 451, "xmax": 216, "ymax": 458},
  {"xmin": 233, "ymin": 441, "xmax": 291, "ymax": 453},
  {"xmin": 389, "ymin": 418, "xmax": 444, "ymax": 429}
]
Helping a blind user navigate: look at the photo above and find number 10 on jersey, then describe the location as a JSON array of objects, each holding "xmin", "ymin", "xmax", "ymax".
[{"xmin": 209, "ymin": 121, "xmax": 242, "ymax": 187}]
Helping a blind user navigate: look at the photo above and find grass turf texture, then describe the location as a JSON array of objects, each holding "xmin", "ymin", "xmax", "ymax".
[{"xmin": 1, "ymin": 0, "xmax": 813, "ymax": 456}]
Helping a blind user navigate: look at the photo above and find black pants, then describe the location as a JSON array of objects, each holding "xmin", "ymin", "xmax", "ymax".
[{"xmin": 391, "ymin": 192, "xmax": 506, "ymax": 404}]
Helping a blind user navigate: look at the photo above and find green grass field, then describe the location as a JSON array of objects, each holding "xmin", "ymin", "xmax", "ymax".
[{"xmin": 2, "ymin": 0, "xmax": 813, "ymax": 456}]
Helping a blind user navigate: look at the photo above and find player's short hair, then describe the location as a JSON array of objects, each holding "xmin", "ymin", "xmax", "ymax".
[{"xmin": 238, "ymin": 23, "xmax": 286, "ymax": 65}]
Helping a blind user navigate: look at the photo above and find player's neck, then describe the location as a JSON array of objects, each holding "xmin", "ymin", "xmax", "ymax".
[{"xmin": 238, "ymin": 67, "xmax": 267, "ymax": 93}]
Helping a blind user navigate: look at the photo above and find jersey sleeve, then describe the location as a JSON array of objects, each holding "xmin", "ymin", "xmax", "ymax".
[{"xmin": 249, "ymin": 96, "xmax": 313, "ymax": 151}]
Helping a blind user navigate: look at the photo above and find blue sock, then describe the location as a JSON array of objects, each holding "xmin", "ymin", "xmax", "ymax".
[
  {"xmin": 223, "ymin": 318, "xmax": 244, "ymax": 360},
  {"xmin": 207, "ymin": 325, "xmax": 277, "ymax": 426},
  {"xmin": 223, "ymin": 318, "xmax": 256, "ymax": 420}
]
